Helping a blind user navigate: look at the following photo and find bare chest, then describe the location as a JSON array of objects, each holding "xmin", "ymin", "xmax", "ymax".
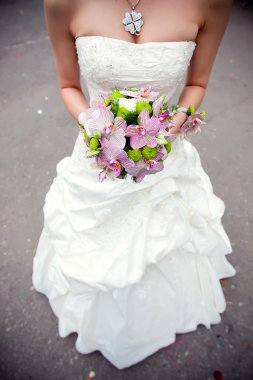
[{"xmin": 70, "ymin": 0, "xmax": 206, "ymax": 43}]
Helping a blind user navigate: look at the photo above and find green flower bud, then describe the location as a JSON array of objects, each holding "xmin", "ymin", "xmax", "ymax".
[
  {"xmin": 188, "ymin": 104, "xmax": 195, "ymax": 115},
  {"xmin": 136, "ymin": 101, "xmax": 152, "ymax": 114},
  {"xmin": 200, "ymin": 110, "xmax": 206, "ymax": 118},
  {"xmin": 142, "ymin": 146, "xmax": 157, "ymax": 159},
  {"xmin": 89, "ymin": 137, "xmax": 100, "ymax": 150},
  {"xmin": 165, "ymin": 141, "xmax": 172, "ymax": 153},
  {"xmin": 83, "ymin": 130, "xmax": 88, "ymax": 139},
  {"xmin": 127, "ymin": 149, "xmax": 142, "ymax": 162},
  {"xmin": 117, "ymin": 107, "xmax": 130, "ymax": 118},
  {"xmin": 93, "ymin": 130, "xmax": 102, "ymax": 139}
]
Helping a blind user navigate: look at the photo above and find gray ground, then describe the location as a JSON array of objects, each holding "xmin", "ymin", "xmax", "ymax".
[{"xmin": 0, "ymin": 1, "xmax": 252, "ymax": 379}]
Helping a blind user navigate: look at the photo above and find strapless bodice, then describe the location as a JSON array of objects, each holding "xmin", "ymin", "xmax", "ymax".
[{"xmin": 75, "ymin": 35, "xmax": 196, "ymax": 103}]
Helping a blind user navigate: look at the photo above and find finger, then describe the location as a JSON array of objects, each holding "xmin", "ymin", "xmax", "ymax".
[{"xmin": 169, "ymin": 125, "xmax": 181, "ymax": 134}]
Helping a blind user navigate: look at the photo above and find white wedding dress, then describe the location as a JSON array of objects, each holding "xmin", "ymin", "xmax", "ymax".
[{"xmin": 32, "ymin": 35, "xmax": 236, "ymax": 369}]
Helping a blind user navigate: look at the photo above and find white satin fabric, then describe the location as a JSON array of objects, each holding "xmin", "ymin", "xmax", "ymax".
[{"xmin": 32, "ymin": 36, "xmax": 236, "ymax": 369}]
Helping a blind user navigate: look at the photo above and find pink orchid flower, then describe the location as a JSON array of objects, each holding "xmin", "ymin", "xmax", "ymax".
[
  {"xmin": 152, "ymin": 95, "xmax": 178, "ymax": 139},
  {"xmin": 120, "ymin": 85, "xmax": 159, "ymax": 102},
  {"xmin": 136, "ymin": 85, "xmax": 160, "ymax": 101},
  {"xmin": 89, "ymin": 94, "xmax": 107, "ymax": 108},
  {"xmin": 159, "ymin": 119, "xmax": 176, "ymax": 136},
  {"xmin": 180, "ymin": 113, "xmax": 205, "ymax": 137},
  {"xmin": 125, "ymin": 109, "xmax": 161, "ymax": 149},
  {"xmin": 90, "ymin": 155, "xmax": 113, "ymax": 182},
  {"xmin": 98, "ymin": 166, "xmax": 116, "ymax": 182},
  {"xmin": 86, "ymin": 104, "xmax": 127, "ymax": 149},
  {"xmin": 152, "ymin": 94, "xmax": 169, "ymax": 116},
  {"xmin": 127, "ymin": 145, "xmax": 167, "ymax": 182},
  {"xmin": 98, "ymin": 137, "xmax": 135, "ymax": 180},
  {"xmin": 90, "ymin": 155, "xmax": 117, "ymax": 182}
]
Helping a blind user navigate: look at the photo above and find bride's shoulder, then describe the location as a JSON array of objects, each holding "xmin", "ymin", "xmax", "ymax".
[
  {"xmin": 202, "ymin": 0, "xmax": 233, "ymax": 27},
  {"xmin": 43, "ymin": 0, "xmax": 78, "ymax": 18},
  {"xmin": 205, "ymin": 0, "xmax": 233, "ymax": 11}
]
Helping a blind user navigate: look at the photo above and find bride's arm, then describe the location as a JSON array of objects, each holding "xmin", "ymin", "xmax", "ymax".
[
  {"xmin": 170, "ymin": 0, "xmax": 233, "ymax": 133},
  {"xmin": 44, "ymin": 0, "xmax": 89, "ymax": 121}
]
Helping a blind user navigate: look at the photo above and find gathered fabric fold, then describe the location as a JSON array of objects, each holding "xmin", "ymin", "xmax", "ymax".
[{"xmin": 33, "ymin": 131, "xmax": 236, "ymax": 369}]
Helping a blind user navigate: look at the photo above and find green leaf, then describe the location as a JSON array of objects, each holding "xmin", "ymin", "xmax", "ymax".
[
  {"xmin": 125, "ymin": 111, "xmax": 139, "ymax": 125},
  {"xmin": 111, "ymin": 89, "xmax": 125, "ymax": 99},
  {"xmin": 110, "ymin": 98, "xmax": 119, "ymax": 115}
]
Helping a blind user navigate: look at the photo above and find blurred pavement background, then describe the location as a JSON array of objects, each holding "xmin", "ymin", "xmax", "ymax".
[{"xmin": 0, "ymin": 1, "xmax": 253, "ymax": 379}]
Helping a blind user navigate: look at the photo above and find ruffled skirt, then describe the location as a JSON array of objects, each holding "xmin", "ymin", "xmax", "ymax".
[{"xmin": 32, "ymin": 131, "xmax": 236, "ymax": 369}]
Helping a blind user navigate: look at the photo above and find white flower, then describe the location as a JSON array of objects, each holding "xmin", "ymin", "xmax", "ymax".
[
  {"xmin": 118, "ymin": 97, "xmax": 137, "ymax": 112},
  {"xmin": 78, "ymin": 110, "xmax": 89, "ymax": 125},
  {"xmin": 78, "ymin": 108, "xmax": 102, "ymax": 137},
  {"xmin": 156, "ymin": 133, "xmax": 167, "ymax": 144}
]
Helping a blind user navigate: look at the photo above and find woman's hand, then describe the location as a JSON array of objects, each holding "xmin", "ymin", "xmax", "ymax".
[{"xmin": 168, "ymin": 111, "xmax": 188, "ymax": 135}]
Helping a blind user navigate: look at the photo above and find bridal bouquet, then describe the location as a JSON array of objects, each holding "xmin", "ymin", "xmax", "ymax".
[{"xmin": 78, "ymin": 85, "xmax": 206, "ymax": 183}]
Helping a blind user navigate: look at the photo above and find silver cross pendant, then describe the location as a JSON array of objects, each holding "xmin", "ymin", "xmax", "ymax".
[{"xmin": 122, "ymin": 9, "xmax": 144, "ymax": 35}]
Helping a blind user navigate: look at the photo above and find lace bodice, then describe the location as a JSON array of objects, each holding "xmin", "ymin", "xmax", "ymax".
[{"xmin": 75, "ymin": 35, "xmax": 196, "ymax": 103}]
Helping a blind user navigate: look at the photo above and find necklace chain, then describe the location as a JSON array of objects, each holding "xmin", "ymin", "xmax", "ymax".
[{"xmin": 125, "ymin": 0, "xmax": 141, "ymax": 10}]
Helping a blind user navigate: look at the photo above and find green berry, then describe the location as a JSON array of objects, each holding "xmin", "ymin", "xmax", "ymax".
[
  {"xmin": 187, "ymin": 104, "xmax": 195, "ymax": 115},
  {"xmin": 200, "ymin": 110, "xmax": 206, "ymax": 118},
  {"xmin": 142, "ymin": 146, "xmax": 157, "ymax": 159},
  {"xmin": 93, "ymin": 130, "xmax": 102, "ymax": 139},
  {"xmin": 89, "ymin": 137, "xmax": 100, "ymax": 150},
  {"xmin": 117, "ymin": 107, "xmax": 130, "ymax": 118},
  {"xmin": 127, "ymin": 149, "xmax": 142, "ymax": 162},
  {"xmin": 136, "ymin": 101, "xmax": 152, "ymax": 114},
  {"xmin": 165, "ymin": 141, "xmax": 172, "ymax": 153}
]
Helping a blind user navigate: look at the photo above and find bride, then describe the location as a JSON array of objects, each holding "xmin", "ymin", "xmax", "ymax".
[{"xmin": 32, "ymin": 0, "xmax": 236, "ymax": 370}]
